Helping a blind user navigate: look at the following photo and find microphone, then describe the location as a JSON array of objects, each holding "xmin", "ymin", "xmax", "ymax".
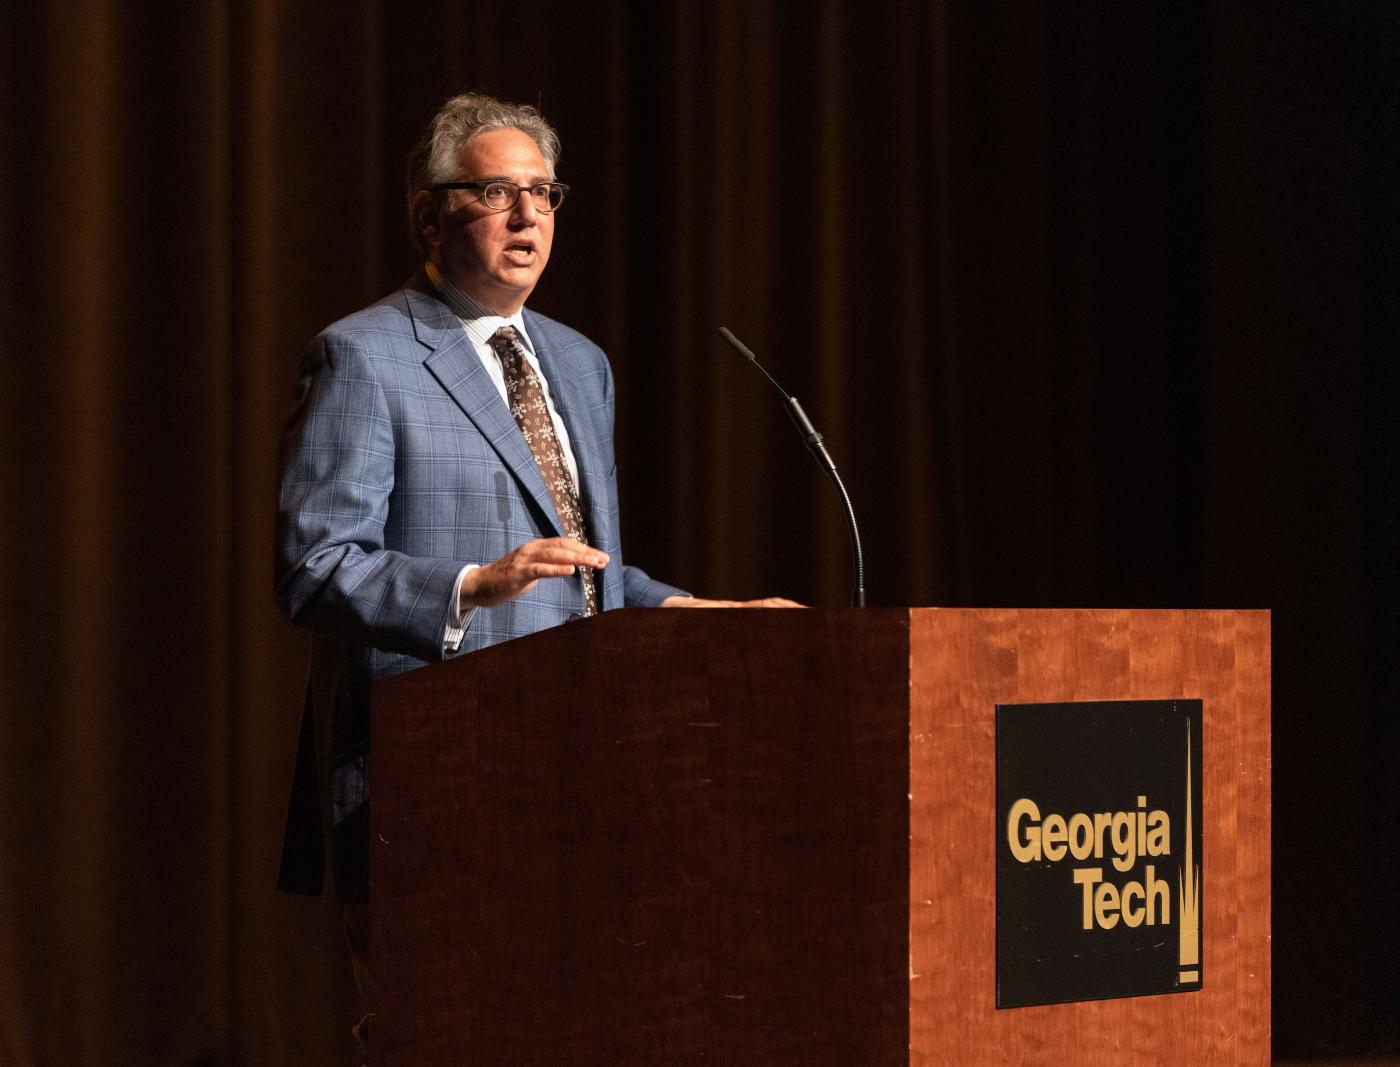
[{"xmin": 718, "ymin": 327, "xmax": 866, "ymax": 608}]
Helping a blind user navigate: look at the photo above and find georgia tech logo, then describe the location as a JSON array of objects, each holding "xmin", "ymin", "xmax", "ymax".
[
  {"xmin": 1003, "ymin": 721, "xmax": 1201, "ymax": 983},
  {"xmin": 995, "ymin": 701, "xmax": 1202, "ymax": 1007},
  {"xmin": 1006, "ymin": 794, "xmax": 1172, "ymax": 929}
]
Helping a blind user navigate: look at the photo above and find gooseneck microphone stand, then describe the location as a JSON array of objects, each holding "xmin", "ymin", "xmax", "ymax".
[{"xmin": 718, "ymin": 327, "xmax": 866, "ymax": 608}]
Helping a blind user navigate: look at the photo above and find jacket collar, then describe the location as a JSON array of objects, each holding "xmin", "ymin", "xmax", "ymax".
[
  {"xmin": 529, "ymin": 311, "xmax": 613, "ymax": 556},
  {"xmin": 405, "ymin": 272, "xmax": 564, "ymax": 537},
  {"xmin": 403, "ymin": 271, "xmax": 613, "ymax": 556}
]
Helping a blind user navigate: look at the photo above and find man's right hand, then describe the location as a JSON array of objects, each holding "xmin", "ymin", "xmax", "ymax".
[{"xmin": 460, "ymin": 538, "xmax": 610, "ymax": 610}]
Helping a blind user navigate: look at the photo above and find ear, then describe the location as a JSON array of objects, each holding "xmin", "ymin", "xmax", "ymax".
[{"xmin": 412, "ymin": 189, "xmax": 443, "ymax": 247}]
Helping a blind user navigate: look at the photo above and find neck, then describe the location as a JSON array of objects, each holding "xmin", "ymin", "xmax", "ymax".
[{"xmin": 425, "ymin": 259, "xmax": 527, "ymax": 318}]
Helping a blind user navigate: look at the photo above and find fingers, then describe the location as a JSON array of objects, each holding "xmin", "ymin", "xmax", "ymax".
[
  {"xmin": 461, "ymin": 538, "xmax": 610, "ymax": 609},
  {"xmin": 534, "ymin": 536, "xmax": 610, "ymax": 568},
  {"xmin": 662, "ymin": 596, "xmax": 805, "ymax": 609}
]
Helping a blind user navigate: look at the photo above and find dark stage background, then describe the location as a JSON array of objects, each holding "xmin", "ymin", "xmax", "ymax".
[{"xmin": 1, "ymin": 2, "xmax": 1395, "ymax": 1064}]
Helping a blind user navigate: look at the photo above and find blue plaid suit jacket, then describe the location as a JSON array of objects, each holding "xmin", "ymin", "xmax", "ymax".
[{"xmin": 274, "ymin": 272, "xmax": 685, "ymax": 900}]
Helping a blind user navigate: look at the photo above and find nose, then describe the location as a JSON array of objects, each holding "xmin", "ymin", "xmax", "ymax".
[{"xmin": 511, "ymin": 189, "xmax": 539, "ymax": 225}]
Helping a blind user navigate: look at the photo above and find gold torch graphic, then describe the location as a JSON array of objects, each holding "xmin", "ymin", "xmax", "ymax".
[{"xmin": 1178, "ymin": 719, "xmax": 1201, "ymax": 984}]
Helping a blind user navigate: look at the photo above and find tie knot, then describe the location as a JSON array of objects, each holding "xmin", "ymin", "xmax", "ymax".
[{"xmin": 489, "ymin": 326, "xmax": 527, "ymax": 361}]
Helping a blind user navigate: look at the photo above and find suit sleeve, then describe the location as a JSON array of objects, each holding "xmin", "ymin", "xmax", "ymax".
[
  {"xmin": 622, "ymin": 565, "xmax": 687, "ymax": 607},
  {"xmin": 274, "ymin": 331, "xmax": 464, "ymax": 660}
]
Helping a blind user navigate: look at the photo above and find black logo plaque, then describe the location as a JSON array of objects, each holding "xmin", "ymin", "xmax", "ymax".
[{"xmin": 995, "ymin": 699, "xmax": 1203, "ymax": 1009}]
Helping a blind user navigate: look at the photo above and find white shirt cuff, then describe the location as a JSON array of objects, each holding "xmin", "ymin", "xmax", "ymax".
[{"xmin": 444, "ymin": 563, "xmax": 479, "ymax": 654}]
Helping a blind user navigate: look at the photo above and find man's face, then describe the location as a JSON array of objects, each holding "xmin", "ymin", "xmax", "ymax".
[{"xmin": 429, "ymin": 127, "xmax": 555, "ymax": 315}]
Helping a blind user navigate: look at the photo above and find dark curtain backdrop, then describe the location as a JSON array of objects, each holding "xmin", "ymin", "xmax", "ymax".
[{"xmin": 1, "ymin": 2, "xmax": 1395, "ymax": 1063}]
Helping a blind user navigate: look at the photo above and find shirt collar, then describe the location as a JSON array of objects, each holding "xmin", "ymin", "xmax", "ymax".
[{"xmin": 423, "ymin": 259, "xmax": 535, "ymax": 355}]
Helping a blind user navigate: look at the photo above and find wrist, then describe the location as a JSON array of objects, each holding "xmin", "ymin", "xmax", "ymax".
[{"xmin": 455, "ymin": 564, "xmax": 481, "ymax": 618}]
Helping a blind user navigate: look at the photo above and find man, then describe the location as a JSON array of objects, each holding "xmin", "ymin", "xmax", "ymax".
[{"xmin": 274, "ymin": 92, "xmax": 792, "ymax": 910}]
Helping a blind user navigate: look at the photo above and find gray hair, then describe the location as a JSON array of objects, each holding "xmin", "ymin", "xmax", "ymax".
[{"xmin": 405, "ymin": 92, "xmax": 562, "ymax": 254}]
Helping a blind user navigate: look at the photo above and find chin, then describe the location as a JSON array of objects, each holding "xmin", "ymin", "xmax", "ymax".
[{"xmin": 495, "ymin": 271, "xmax": 541, "ymax": 294}]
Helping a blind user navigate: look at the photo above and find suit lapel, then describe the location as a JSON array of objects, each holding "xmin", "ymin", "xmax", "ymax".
[
  {"xmin": 407, "ymin": 282, "xmax": 563, "ymax": 537},
  {"xmin": 528, "ymin": 312, "xmax": 613, "ymax": 555}
]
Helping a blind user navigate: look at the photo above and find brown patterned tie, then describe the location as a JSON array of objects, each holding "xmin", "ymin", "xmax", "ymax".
[{"xmin": 487, "ymin": 326, "xmax": 597, "ymax": 616}]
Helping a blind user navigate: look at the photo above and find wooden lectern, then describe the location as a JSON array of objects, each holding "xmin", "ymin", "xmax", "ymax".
[{"xmin": 370, "ymin": 608, "xmax": 1269, "ymax": 1065}]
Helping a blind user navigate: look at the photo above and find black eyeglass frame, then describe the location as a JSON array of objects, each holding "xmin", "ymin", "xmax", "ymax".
[{"xmin": 431, "ymin": 179, "xmax": 570, "ymax": 212}]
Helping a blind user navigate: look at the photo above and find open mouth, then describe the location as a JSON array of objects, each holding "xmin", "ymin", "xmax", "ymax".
[{"xmin": 505, "ymin": 240, "xmax": 535, "ymax": 259}]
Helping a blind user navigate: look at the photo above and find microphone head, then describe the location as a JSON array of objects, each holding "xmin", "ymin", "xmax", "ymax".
[{"xmin": 717, "ymin": 326, "xmax": 757, "ymax": 362}]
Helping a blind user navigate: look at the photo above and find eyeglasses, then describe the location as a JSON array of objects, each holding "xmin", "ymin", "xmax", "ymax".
[{"xmin": 432, "ymin": 179, "xmax": 569, "ymax": 213}]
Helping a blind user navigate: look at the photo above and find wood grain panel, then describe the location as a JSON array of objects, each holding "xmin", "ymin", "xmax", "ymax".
[
  {"xmin": 909, "ymin": 609, "xmax": 1270, "ymax": 1066},
  {"xmin": 371, "ymin": 607, "xmax": 913, "ymax": 1065}
]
